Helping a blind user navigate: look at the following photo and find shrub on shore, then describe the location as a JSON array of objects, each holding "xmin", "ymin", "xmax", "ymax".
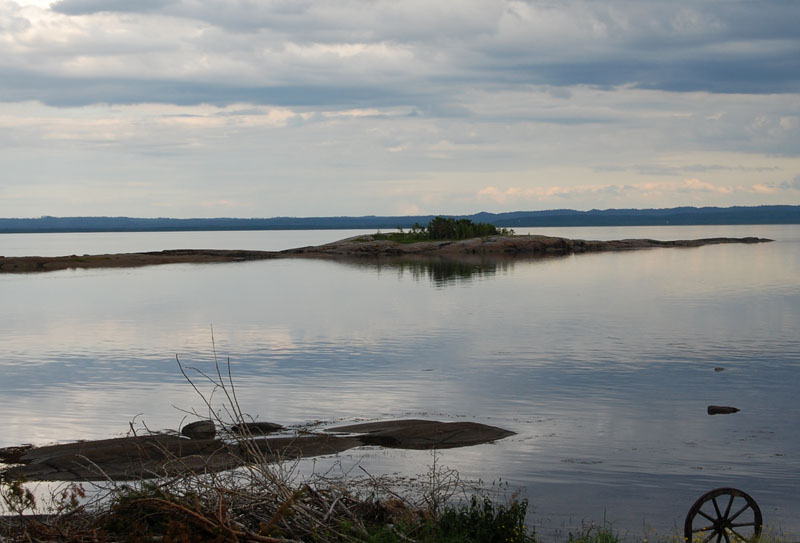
[{"xmin": 1, "ymin": 470, "xmax": 533, "ymax": 542}]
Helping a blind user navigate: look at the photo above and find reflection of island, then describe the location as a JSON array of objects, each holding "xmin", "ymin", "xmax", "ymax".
[
  {"xmin": 0, "ymin": 234, "xmax": 772, "ymax": 273},
  {"xmin": 393, "ymin": 257, "xmax": 502, "ymax": 286},
  {"xmin": 354, "ymin": 255, "xmax": 510, "ymax": 287}
]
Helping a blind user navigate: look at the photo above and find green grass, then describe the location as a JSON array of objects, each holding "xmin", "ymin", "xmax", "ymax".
[
  {"xmin": 354, "ymin": 495, "xmax": 534, "ymax": 543},
  {"xmin": 568, "ymin": 523, "xmax": 620, "ymax": 543}
]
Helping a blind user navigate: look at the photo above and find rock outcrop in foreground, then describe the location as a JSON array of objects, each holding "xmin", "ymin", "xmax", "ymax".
[
  {"xmin": 0, "ymin": 235, "xmax": 772, "ymax": 273},
  {"xmin": 0, "ymin": 419, "xmax": 515, "ymax": 482}
]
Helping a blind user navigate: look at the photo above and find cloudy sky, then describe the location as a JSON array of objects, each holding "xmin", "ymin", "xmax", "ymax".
[{"xmin": 1, "ymin": 0, "xmax": 799, "ymax": 218}]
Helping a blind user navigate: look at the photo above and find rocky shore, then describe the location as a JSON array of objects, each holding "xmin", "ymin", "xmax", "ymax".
[
  {"xmin": 285, "ymin": 234, "xmax": 772, "ymax": 257},
  {"xmin": 0, "ymin": 249, "xmax": 279, "ymax": 273},
  {"xmin": 0, "ymin": 234, "xmax": 772, "ymax": 273}
]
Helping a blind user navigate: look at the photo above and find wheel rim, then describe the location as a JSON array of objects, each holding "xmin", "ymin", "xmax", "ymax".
[{"xmin": 684, "ymin": 488, "xmax": 763, "ymax": 543}]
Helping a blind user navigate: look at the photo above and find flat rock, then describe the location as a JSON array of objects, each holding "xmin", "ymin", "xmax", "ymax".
[
  {"xmin": 0, "ymin": 433, "xmax": 360, "ymax": 482},
  {"xmin": 329, "ymin": 419, "xmax": 516, "ymax": 449},
  {"xmin": 0, "ymin": 419, "xmax": 514, "ymax": 482},
  {"xmin": 282, "ymin": 235, "xmax": 772, "ymax": 258}
]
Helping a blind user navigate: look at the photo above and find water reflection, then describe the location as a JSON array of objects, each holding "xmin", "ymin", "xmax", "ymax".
[
  {"xmin": 329, "ymin": 254, "xmax": 572, "ymax": 287},
  {"xmin": 1, "ymin": 226, "xmax": 799, "ymax": 538},
  {"xmin": 390, "ymin": 257, "xmax": 501, "ymax": 286},
  {"xmin": 334, "ymin": 255, "xmax": 507, "ymax": 286}
]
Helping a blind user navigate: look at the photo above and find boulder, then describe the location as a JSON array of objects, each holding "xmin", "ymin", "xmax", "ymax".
[
  {"xmin": 181, "ymin": 420, "xmax": 216, "ymax": 439},
  {"xmin": 707, "ymin": 406, "xmax": 740, "ymax": 415}
]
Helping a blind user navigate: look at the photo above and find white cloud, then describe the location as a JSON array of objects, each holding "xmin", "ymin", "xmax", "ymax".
[
  {"xmin": 0, "ymin": 0, "xmax": 799, "ymax": 216},
  {"xmin": 477, "ymin": 176, "xmax": 798, "ymax": 208}
]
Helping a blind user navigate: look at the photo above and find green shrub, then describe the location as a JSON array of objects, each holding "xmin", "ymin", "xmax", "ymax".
[
  {"xmin": 371, "ymin": 216, "xmax": 514, "ymax": 243},
  {"xmin": 568, "ymin": 522, "xmax": 620, "ymax": 543},
  {"xmin": 409, "ymin": 495, "xmax": 533, "ymax": 543}
]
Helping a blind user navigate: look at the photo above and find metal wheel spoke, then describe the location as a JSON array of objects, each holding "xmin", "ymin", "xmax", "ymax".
[
  {"xmin": 723, "ymin": 530, "xmax": 731, "ymax": 543},
  {"xmin": 723, "ymin": 495, "xmax": 735, "ymax": 519},
  {"xmin": 715, "ymin": 531, "xmax": 723, "ymax": 543},
  {"xmin": 728, "ymin": 503, "xmax": 752, "ymax": 523},
  {"xmin": 698, "ymin": 510, "xmax": 717, "ymax": 522},
  {"xmin": 712, "ymin": 497, "xmax": 723, "ymax": 520},
  {"xmin": 693, "ymin": 524, "xmax": 716, "ymax": 534},
  {"xmin": 730, "ymin": 522, "xmax": 756, "ymax": 529}
]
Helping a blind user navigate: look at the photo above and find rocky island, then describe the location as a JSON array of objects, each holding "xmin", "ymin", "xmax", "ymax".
[
  {"xmin": 0, "ymin": 232, "xmax": 773, "ymax": 274},
  {"xmin": 285, "ymin": 232, "xmax": 771, "ymax": 258}
]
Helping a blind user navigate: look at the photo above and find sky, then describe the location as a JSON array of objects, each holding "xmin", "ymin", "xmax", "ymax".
[{"xmin": 1, "ymin": 0, "xmax": 799, "ymax": 218}]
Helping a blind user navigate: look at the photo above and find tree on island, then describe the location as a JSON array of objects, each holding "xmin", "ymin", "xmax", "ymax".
[{"xmin": 376, "ymin": 216, "xmax": 513, "ymax": 242}]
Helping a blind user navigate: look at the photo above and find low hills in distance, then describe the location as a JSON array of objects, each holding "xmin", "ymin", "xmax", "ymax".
[{"xmin": 1, "ymin": 205, "xmax": 799, "ymax": 233}]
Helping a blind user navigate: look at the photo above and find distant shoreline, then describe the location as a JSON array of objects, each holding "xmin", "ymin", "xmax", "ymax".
[
  {"xmin": 1, "ymin": 205, "xmax": 798, "ymax": 233},
  {"xmin": 0, "ymin": 234, "xmax": 773, "ymax": 274}
]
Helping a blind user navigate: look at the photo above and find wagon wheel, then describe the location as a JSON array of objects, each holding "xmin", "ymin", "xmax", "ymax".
[{"xmin": 684, "ymin": 488, "xmax": 762, "ymax": 543}]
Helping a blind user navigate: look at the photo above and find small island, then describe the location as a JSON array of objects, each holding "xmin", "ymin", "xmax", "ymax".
[{"xmin": 0, "ymin": 217, "xmax": 773, "ymax": 273}]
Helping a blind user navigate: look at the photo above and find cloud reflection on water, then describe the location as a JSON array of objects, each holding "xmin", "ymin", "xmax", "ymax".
[{"xmin": 1, "ymin": 226, "xmax": 800, "ymax": 536}]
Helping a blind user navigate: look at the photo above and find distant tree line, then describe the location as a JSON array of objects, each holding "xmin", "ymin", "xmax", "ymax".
[{"xmin": 1, "ymin": 206, "xmax": 799, "ymax": 233}]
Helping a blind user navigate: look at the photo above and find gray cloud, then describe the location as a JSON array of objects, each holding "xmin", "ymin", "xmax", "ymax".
[
  {"xmin": 634, "ymin": 163, "xmax": 783, "ymax": 177},
  {"xmin": 1, "ymin": 0, "xmax": 794, "ymax": 112},
  {"xmin": 780, "ymin": 175, "xmax": 800, "ymax": 190},
  {"xmin": 1, "ymin": 0, "xmax": 799, "ymax": 217},
  {"xmin": 51, "ymin": 0, "xmax": 176, "ymax": 14},
  {"xmin": 0, "ymin": 67, "xmax": 431, "ymax": 109}
]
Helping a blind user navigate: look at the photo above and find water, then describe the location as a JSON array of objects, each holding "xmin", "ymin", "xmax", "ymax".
[
  {"xmin": 1, "ymin": 225, "xmax": 799, "ymax": 538},
  {"xmin": 0, "ymin": 229, "xmax": 374, "ymax": 257}
]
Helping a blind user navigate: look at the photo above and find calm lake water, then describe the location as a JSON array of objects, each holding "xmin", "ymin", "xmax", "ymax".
[{"xmin": 2, "ymin": 225, "xmax": 799, "ymax": 538}]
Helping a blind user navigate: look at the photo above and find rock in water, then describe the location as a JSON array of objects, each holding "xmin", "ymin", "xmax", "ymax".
[
  {"xmin": 0, "ymin": 418, "xmax": 516, "ymax": 482},
  {"xmin": 707, "ymin": 405, "xmax": 740, "ymax": 415},
  {"xmin": 329, "ymin": 419, "xmax": 516, "ymax": 449},
  {"xmin": 182, "ymin": 420, "xmax": 216, "ymax": 439}
]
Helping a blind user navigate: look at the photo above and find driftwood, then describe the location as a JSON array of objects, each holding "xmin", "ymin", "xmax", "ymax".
[{"xmin": 0, "ymin": 420, "xmax": 514, "ymax": 482}]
